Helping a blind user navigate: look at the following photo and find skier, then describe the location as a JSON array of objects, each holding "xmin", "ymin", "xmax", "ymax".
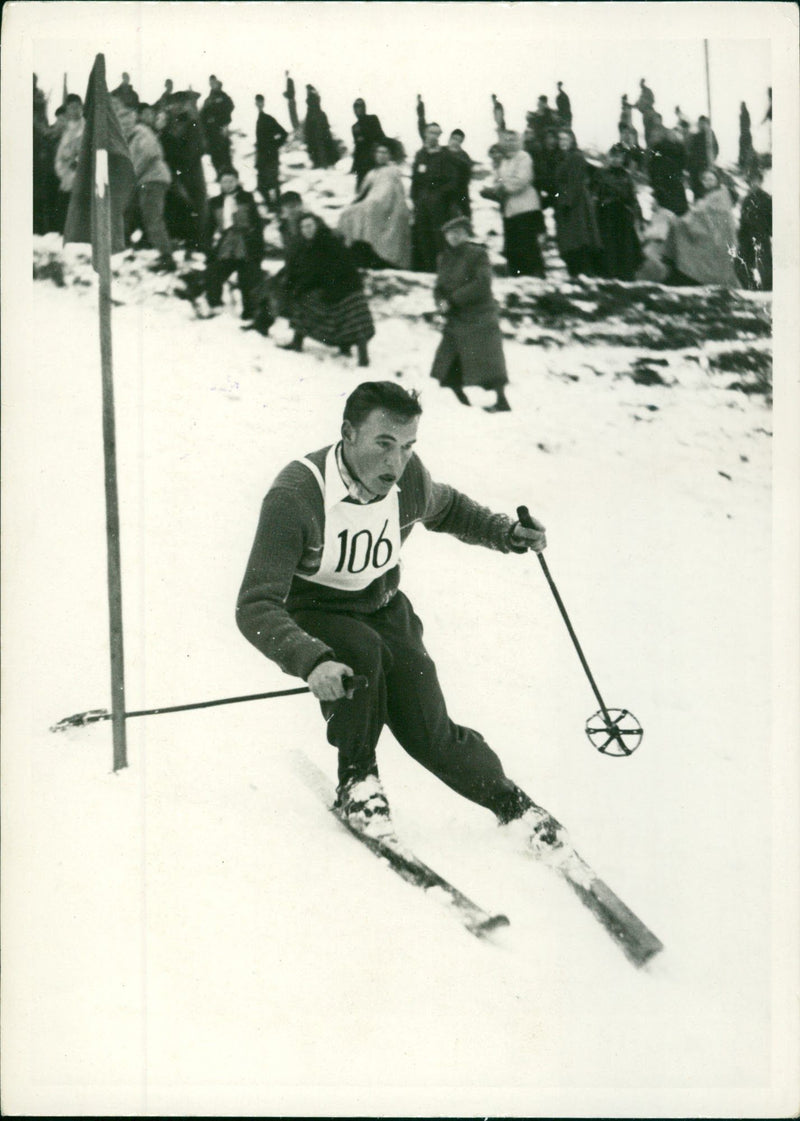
[{"xmin": 236, "ymin": 381, "xmax": 567, "ymax": 854}]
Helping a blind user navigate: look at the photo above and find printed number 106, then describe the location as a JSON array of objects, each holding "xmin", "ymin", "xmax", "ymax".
[{"xmin": 335, "ymin": 521, "xmax": 393, "ymax": 574}]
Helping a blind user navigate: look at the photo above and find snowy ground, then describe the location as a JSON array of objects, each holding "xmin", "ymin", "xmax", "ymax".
[{"xmin": 3, "ymin": 152, "xmax": 797, "ymax": 1117}]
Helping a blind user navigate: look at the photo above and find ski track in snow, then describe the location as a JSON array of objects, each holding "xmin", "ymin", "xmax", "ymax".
[{"xmin": 6, "ymin": 150, "xmax": 778, "ymax": 1113}]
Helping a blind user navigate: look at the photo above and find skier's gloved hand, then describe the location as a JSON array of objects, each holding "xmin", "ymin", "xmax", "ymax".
[
  {"xmin": 509, "ymin": 515, "xmax": 547, "ymax": 553},
  {"xmin": 307, "ymin": 659, "xmax": 357, "ymax": 702}
]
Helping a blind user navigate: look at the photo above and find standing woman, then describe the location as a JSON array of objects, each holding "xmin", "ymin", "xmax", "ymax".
[
  {"xmin": 430, "ymin": 216, "xmax": 511, "ymax": 413},
  {"xmin": 494, "ymin": 129, "xmax": 546, "ymax": 277},
  {"xmin": 281, "ymin": 214, "xmax": 375, "ymax": 366},
  {"xmin": 553, "ymin": 128, "xmax": 602, "ymax": 278},
  {"xmin": 595, "ymin": 143, "xmax": 643, "ymax": 280}
]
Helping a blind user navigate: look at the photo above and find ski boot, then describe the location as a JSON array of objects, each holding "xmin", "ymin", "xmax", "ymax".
[{"xmin": 335, "ymin": 773, "xmax": 395, "ymax": 841}]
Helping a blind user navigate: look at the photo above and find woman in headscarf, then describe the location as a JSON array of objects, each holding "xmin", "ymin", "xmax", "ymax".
[
  {"xmin": 337, "ymin": 142, "xmax": 411, "ymax": 269},
  {"xmin": 553, "ymin": 127, "xmax": 602, "ymax": 278},
  {"xmin": 429, "ymin": 216, "xmax": 511, "ymax": 413},
  {"xmin": 662, "ymin": 168, "xmax": 738, "ymax": 287},
  {"xmin": 281, "ymin": 213, "xmax": 375, "ymax": 366}
]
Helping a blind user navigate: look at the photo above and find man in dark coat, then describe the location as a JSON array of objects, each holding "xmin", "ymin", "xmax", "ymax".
[
  {"xmin": 350, "ymin": 99, "xmax": 385, "ymax": 188},
  {"xmin": 304, "ymin": 85, "xmax": 339, "ymax": 168},
  {"xmin": 201, "ymin": 75, "xmax": 235, "ymax": 174},
  {"xmin": 635, "ymin": 77, "xmax": 657, "ymax": 145},
  {"xmin": 528, "ymin": 96, "xmax": 559, "ymax": 150},
  {"xmin": 410, "ymin": 122, "xmax": 460, "ymax": 272},
  {"xmin": 446, "ymin": 129, "xmax": 473, "ymax": 218},
  {"xmin": 111, "ymin": 71, "xmax": 138, "ymax": 108},
  {"xmin": 735, "ymin": 166, "xmax": 772, "ymax": 291},
  {"xmin": 201, "ymin": 166, "xmax": 264, "ymax": 321},
  {"xmin": 254, "ymin": 94, "xmax": 288, "ymax": 211},
  {"xmin": 161, "ymin": 91, "xmax": 209, "ymax": 253},
  {"xmin": 283, "ymin": 71, "xmax": 300, "ymax": 131},
  {"xmin": 646, "ymin": 114, "xmax": 688, "ymax": 216},
  {"xmin": 555, "ymin": 82, "xmax": 572, "ymax": 126},
  {"xmin": 686, "ymin": 116, "xmax": 719, "ymax": 200}
]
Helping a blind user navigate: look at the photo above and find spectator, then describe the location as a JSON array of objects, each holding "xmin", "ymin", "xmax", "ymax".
[
  {"xmin": 447, "ymin": 128, "xmax": 473, "ymax": 218},
  {"xmin": 553, "ymin": 128, "xmax": 602, "ymax": 278},
  {"xmin": 430, "ymin": 216, "xmax": 511, "ymax": 413},
  {"xmin": 54, "ymin": 93, "xmax": 85, "ymax": 233},
  {"xmin": 686, "ymin": 115, "xmax": 719, "ymax": 200},
  {"xmin": 533, "ymin": 129, "xmax": 560, "ymax": 209},
  {"xmin": 350, "ymin": 99, "xmax": 386, "ymax": 188},
  {"xmin": 528, "ymin": 95, "xmax": 559, "ymax": 150},
  {"xmin": 338, "ymin": 141, "xmax": 411, "ymax": 269},
  {"xmin": 112, "ymin": 94, "xmax": 175, "ymax": 273},
  {"xmin": 154, "ymin": 79, "xmax": 173, "ymax": 113},
  {"xmin": 491, "ymin": 93, "xmax": 506, "ymax": 133},
  {"xmin": 304, "ymin": 85, "xmax": 339, "ymax": 169},
  {"xmin": 33, "ymin": 75, "xmax": 60, "ymax": 234},
  {"xmin": 738, "ymin": 102, "xmax": 755, "ymax": 172},
  {"xmin": 281, "ymin": 213, "xmax": 375, "ymax": 366},
  {"xmin": 410, "ymin": 122, "xmax": 460, "ymax": 272},
  {"xmin": 635, "ymin": 77, "xmax": 657, "ymax": 145},
  {"xmin": 254, "ymin": 94, "xmax": 288, "ymax": 211},
  {"xmin": 111, "ymin": 71, "xmax": 138, "ymax": 109},
  {"xmin": 662, "ymin": 168, "xmax": 737, "ymax": 287},
  {"xmin": 493, "ymin": 129, "xmax": 545, "ymax": 278},
  {"xmin": 200, "ymin": 166, "xmax": 264, "ymax": 320},
  {"xmin": 555, "ymin": 81, "xmax": 572, "ymax": 127},
  {"xmin": 646, "ymin": 114, "xmax": 688, "ymax": 216},
  {"xmin": 735, "ymin": 166, "xmax": 772, "ymax": 291},
  {"xmin": 619, "ymin": 93, "xmax": 633, "ymax": 132},
  {"xmin": 201, "ymin": 75, "xmax": 235, "ymax": 174},
  {"xmin": 284, "ymin": 71, "xmax": 300, "ymax": 131},
  {"xmin": 161, "ymin": 90, "xmax": 208, "ymax": 254},
  {"xmin": 595, "ymin": 143, "xmax": 643, "ymax": 281},
  {"xmin": 416, "ymin": 93, "xmax": 427, "ymax": 141},
  {"xmin": 138, "ymin": 103, "xmax": 156, "ymax": 129}
]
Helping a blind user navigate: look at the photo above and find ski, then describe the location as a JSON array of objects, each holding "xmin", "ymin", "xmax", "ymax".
[
  {"xmin": 332, "ymin": 806, "xmax": 510, "ymax": 940},
  {"xmin": 545, "ymin": 845, "xmax": 664, "ymax": 967}
]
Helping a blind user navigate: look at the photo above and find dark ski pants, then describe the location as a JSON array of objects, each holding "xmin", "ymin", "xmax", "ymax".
[
  {"xmin": 206, "ymin": 256, "xmax": 263, "ymax": 318},
  {"xmin": 293, "ymin": 592, "xmax": 530, "ymax": 821}
]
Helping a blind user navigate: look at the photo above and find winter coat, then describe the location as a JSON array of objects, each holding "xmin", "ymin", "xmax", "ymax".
[
  {"xmin": 54, "ymin": 119, "xmax": 85, "ymax": 191},
  {"xmin": 430, "ymin": 242, "xmax": 507, "ymax": 390},
  {"xmin": 553, "ymin": 149, "xmax": 601, "ymax": 255},
  {"xmin": 496, "ymin": 150, "xmax": 540, "ymax": 218},
  {"xmin": 123, "ymin": 122, "xmax": 172, "ymax": 186},
  {"xmin": 337, "ymin": 165, "xmax": 411, "ymax": 268},
  {"xmin": 201, "ymin": 88, "xmax": 234, "ymax": 131},
  {"xmin": 284, "ymin": 227, "xmax": 364, "ymax": 302},
  {"xmin": 256, "ymin": 112, "xmax": 288, "ymax": 166},
  {"xmin": 206, "ymin": 187, "xmax": 264, "ymax": 261},
  {"xmin": 646, "ymin": 136, "xmax": 688, "ymax": 216},
  {"xmin": 595, "ymin": 166, "xmax": 643, "ymax": 280},
  {"xmin": 662, "ymin": 186, "xmax": 738, "ymax": 286},
  {"xmin": 351, "ymin": 113, "xmax": 385, "ymax": 180}
]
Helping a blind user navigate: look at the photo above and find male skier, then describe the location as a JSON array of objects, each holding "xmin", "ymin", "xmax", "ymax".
[{"xmin": 237, "ymin": 381, "xmax": 566, "ymax": 854}]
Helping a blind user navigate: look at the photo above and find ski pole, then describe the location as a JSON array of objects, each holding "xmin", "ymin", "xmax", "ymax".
[
  {"xmin": 50, "ymin": 675, "xmax": 369, "ymax": 733},
  {"xmin": 517, "ymin": 505, "xmax": 643, "ymax": 756}
]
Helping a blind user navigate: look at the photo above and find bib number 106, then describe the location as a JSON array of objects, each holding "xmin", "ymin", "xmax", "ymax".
[{"xmin": 335, "ymin": 520, "xmax": 394, "ymax": 574}]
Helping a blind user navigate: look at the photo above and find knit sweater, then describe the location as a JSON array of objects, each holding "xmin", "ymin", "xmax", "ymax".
[{"xmin": 236, "ymin": 445, "xmax": 522, "ymax": 680}]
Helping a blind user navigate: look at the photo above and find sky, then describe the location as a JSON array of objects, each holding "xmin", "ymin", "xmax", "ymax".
[{"xmin": 23, "ymin": 1, "xmax": 774, "ymax": 163}]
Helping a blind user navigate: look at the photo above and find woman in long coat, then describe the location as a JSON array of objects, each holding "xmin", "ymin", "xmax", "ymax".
[
  {"xmin": 429, "ymin": 216, "xmax": 510, "ymax": 413},
  {"xmin": 553, "ymin": 128, "xmax": 602, "ymax": 277},
  {"xmin": 281, "ymin": 213, "xmax": 375, "ymax": 366},
  {"xmin": 337, "ymin": 142, "xmax": 411, "ymax": 268},
  {"xmin": 595, "ymin": 143, "xmax": 643, "ymax": 280}
]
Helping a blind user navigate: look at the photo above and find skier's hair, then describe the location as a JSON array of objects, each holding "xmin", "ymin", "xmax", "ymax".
[{"xmin": 343, "ymin": 382, "xmax": 423, "ymax": 428}]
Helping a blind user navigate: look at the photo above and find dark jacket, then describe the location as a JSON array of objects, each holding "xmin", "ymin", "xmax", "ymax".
[
  {"xmin": 206, "ymin": 186, "xmax": 263, "ymax": 260},
  {"xmin": 284, "ymin": 226, "xmax": 363, "ymax": 302},
  {"xmin": 256, "ymin": 112, "xmax": 288, "ymax": 164},
  {"xmin": 595, "ymin": 166, "xmax": 643, "ymax": 280},
  {"xmin": 201, "ymin": 88, "xmax": 234, "ymax": 131},
  {"xmin": 647, "ymin": 136, "xmax": 688, "ymax": 216},
  {"xmin": 554, "ymin": 148, "xmax": 602, "ymax": 254},
  {"xmin": 351, "ymin": 113, "xmax": 385, "ymax": 179},
  {"xmin": 430, "ymin": 242, "xmax": 507, "ymax": 390}
]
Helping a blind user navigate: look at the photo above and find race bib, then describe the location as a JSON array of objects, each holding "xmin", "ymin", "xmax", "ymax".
[{"xmin": 300, "ymin": 448, "xmax": 401, "ymax": 592}]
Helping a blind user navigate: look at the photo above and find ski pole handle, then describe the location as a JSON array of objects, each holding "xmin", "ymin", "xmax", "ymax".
[{"xmin": 342, "ymin": 674, "xmax": 368, "ymax": 694}]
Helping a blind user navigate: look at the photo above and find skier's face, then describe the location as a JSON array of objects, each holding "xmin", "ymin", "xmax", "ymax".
[{"xmin": 341, "ymin": 409, "xmax": 419, "ymax": 497}]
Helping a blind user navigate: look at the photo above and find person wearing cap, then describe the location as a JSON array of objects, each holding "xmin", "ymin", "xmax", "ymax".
[
  {"xmin": 161, "ymin": 91, "xmax": 209, "ymax": 254},
  {"xmin": 350, "ymin": 99, "xmax": 386, "ymax": 189},
  {"xmin": 429, "ymin": 216, "xmax": 511, "ymax": 413}
]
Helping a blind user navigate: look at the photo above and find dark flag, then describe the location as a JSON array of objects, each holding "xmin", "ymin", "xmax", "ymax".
[{"xmin": 63, "ymin": 53, "xmax": 135, "ymax": 272}]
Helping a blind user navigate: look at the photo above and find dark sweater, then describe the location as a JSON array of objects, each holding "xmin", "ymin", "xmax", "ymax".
[{"xmin": 236, "ymin": 445, "xmax": 521, "ymax": 679}]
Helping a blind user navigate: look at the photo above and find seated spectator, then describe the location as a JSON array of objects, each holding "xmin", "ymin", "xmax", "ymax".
[
  {"xmin": 200, "ymin": 166, "xmax": 265, "ymax": 320},
  {"xmin": 281, "ymin": 213, "xmax": 375, "ymax": 366},
  {"xmin": 595, "ymin": 143, "xmax": 643, "ymax": 281},
  {"xmin": 553, "ymin": 128, "xmax": 601, "ymax": 278},
  {"xmin": 337, "ymin": 142, "xmax": 411, "ymax": 269},
  {"xmin": 662, "ymin": 169, "xmax": 737, "ymax": 287},
  {"xmin": 112, "ymin": 94, "xmax": 175, "ymax": 273},
  {"xmin": 735, "ymin": 166, "xmax": 772, "ymax": 291}
]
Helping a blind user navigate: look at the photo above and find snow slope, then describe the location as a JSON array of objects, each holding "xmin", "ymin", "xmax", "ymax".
[{"xmin": 4, "ymin": 163, "xmax": 796, "ymax": 1117}]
